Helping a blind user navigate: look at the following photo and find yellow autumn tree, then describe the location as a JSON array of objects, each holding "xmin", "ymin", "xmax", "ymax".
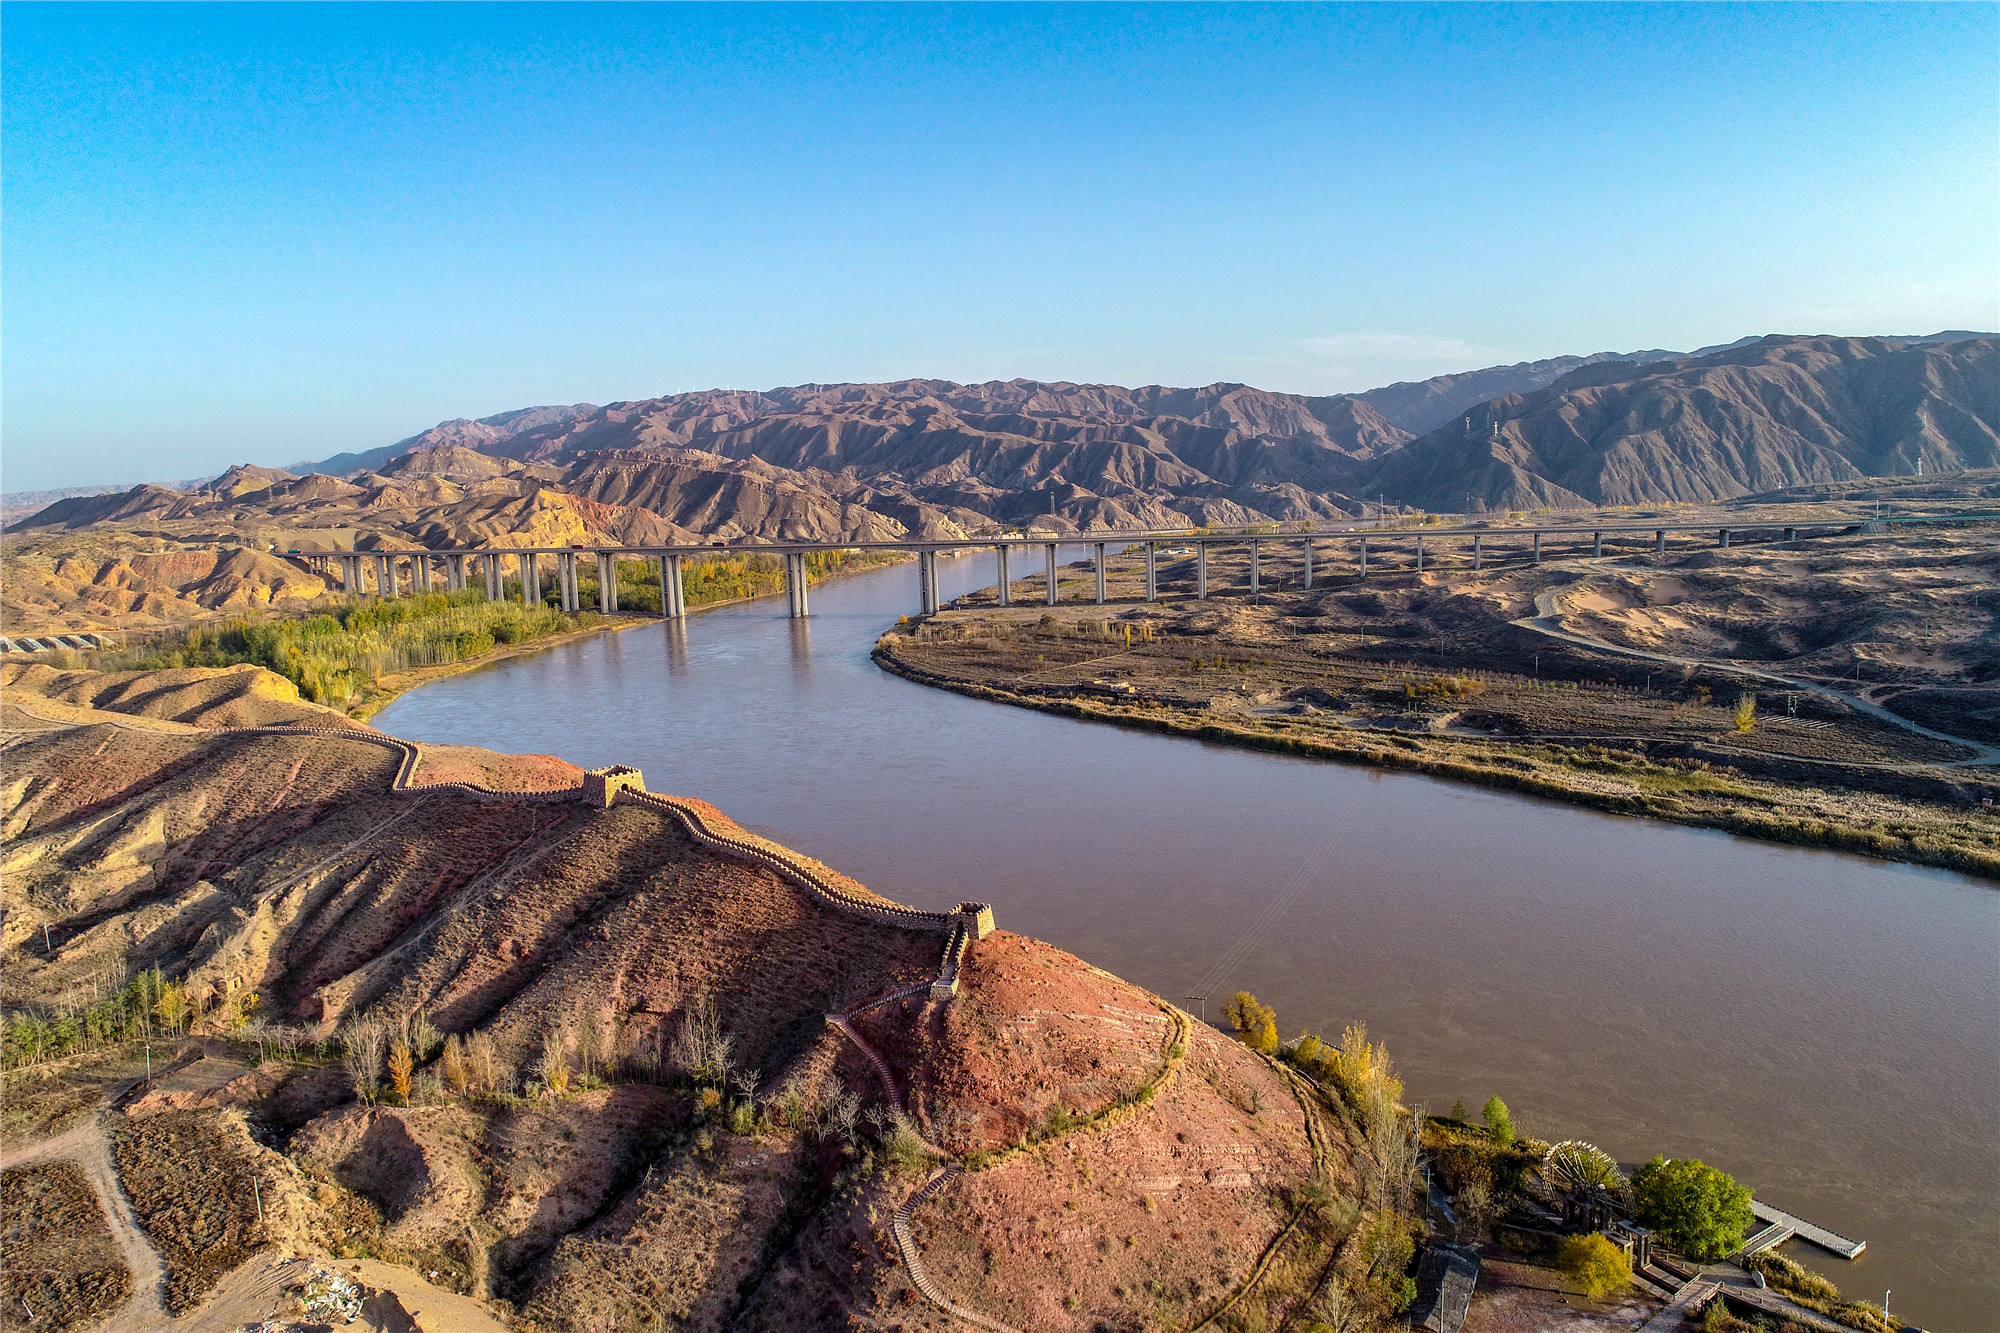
[
  {"xmin": 1223, "ymin": 991, "xmax": 1279, "ymax": 1053},
  {"xmin": 387, "ymin": 1039, "xmax": 414, "ymax": 1103}
]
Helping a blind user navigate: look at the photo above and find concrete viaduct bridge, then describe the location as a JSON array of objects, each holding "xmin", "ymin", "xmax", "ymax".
[{"xmin": 301, "ymin": 513, "xmax": 1982, "ymax": 620}]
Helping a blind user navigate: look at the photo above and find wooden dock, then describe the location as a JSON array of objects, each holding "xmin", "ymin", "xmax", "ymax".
[
  {"xmin": 1738, "ymin": 1219, "xmax": 1795, "ymax": 1258},
  {"xmin": 1749, "ymin": 1200, "xmax": 1866, "ymax": 1259},
  {"xmin": 1636, "ymin": 1277, "xmax": 1721, "ymax": 1331}
]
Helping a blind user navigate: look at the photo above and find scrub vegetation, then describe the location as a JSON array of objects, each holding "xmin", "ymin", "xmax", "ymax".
[{"xmin": 102, "ymin": 589, "xmax": 581, "ymax": 707}]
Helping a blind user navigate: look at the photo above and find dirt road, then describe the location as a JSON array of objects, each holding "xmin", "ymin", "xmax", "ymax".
[{"xmin": 1, "ymin": 1119, "xmax": 168, "ymax": 1332}]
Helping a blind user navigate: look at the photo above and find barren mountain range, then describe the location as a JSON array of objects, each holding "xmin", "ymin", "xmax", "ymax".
[
  {"xmin": 6, "ymin": 334, "xmax": 1994, "ymax": 636},
  {"xmin": 16, "ymin": 333, "xmax": 1994, "ymax": 545}
]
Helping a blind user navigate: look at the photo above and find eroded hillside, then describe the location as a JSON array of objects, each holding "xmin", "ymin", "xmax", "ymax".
[{"xmin": 0, "ymin": 666, "xmax": 1374, "ymax": 1333}]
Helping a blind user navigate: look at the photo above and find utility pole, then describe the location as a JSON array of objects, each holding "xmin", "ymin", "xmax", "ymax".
[{"xmin": 1183, "ymin": 996, "xmax": 1206, "ymax": 1025}]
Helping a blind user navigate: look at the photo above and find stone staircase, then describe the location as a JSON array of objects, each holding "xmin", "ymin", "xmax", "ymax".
[{"xmin": 891, "ymin": 1165, "xmax": 1021, "ymax": 1333}]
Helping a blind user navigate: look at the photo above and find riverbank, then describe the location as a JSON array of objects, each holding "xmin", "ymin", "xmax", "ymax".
[
  {"xmin": 872, "ymin": 598, "xmax": 2000, "ymax": 881},
  {"xmin": 350, "ymin": 550, "xmax": 912, "ymax": 720},
  {"xmin": 347, "ymin": 612, "xmax": 649, "ymax": 721}
]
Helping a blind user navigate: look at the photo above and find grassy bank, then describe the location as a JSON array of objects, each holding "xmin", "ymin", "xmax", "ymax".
[
  {"xmin": 87, "ymin": 548, "xmax": 909, "ymax": 718},
  {"xmin": 105, "ymin": 589, "xmax": 586, "ymax": 709}
]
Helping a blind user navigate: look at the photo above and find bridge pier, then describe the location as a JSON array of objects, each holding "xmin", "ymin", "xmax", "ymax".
[
  {"xmin": 1249, "ymin": 540, "xmax": 1260, "ymax": 595},
  {"xmin": 598, "ymin": 554, "xmax": 616, "ymax": 613},
  {"xmin": 784, "ymin": 553, "xmax": 810, "ymax": 618},
  {"xmin": 1784, "ymin": 526, "xmax": 1796, "ymax": 543},
  {"xmin": 1358, "ymin": 537, "xmax": 1367, "ymax": 577},
  {"xmin": 1094, "ymin": 543, "xmax": 1106, "ymax": 604},
  {"xmin": 450, "ymin": 554, "xmax": 468, "ymax": 593},
  {"xmin": 1145, "ymin": 543, "xmax": 1157, "ymax": 600},
  {"xmin": 1656, "ymin": 529, "xmax": 1666, "ymax": 557},
  {"xmin": 1533, "ymin": 532, "xmax": 1542, "ymax": 565},
  {"xmin": 919, "ymin": 551, "xmax": 939, "ymax": 615},
  {"xmin": 1473, "ymin": 534, "xmax": 1482, "ymax": 570},
  {"xmin": 522, "ymin": 553, "xmax": 537, "ymax": 605},
  {"xmin": 1301, "ymin": 537, "xmax": 1313, "ymax": 590},
  {"xmin": 560, "ymin": 553, "xmax": 578, "ymax": 612},
  {"xmin": 659, "ymin": 555, "xmax": 685, "ymax": 618},
  {"xmin": 1415, "ymin": 537, "xmax": 1424, "ymax": 574},
  {"xmin": 341, "ymin": 556, "xmax": 357, "ymax": 596},
  {"xmin": 1196, "ymin": 543, "xmax": 1209, "ymax": 599},
  {"xmin": 1720, "ymin": 528, "xmax": 1731, "ymax": 548},
  {"xmin": 488, "ymin": 555, "xmax": 504, "ymax": 602},
  {"xmin": 1593, "ymin": 531, "xmax": 1603, "ymax": 558},
  {"xmin": 415, "ymin": 554, "xmax": 431, "ymax": 591},
  {"xmin": 995, "ymin": 544, "xmax": 1010, "ymax": 607},
  {"xmin": 1044, "ymin": 543, "xmax": 1059, "ymax": 606}
]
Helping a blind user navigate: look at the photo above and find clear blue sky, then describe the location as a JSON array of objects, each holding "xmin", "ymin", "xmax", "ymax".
[{"xmin": 4, "ymin": 2, "xmax": 1995, "ymax": 491}]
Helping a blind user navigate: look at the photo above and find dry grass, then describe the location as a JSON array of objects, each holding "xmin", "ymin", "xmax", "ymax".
[
  {"xmin": 109, "ymin": 1111, "xmax": 269, "ymax": 1312},
  {"xmin": 0, "ymin": 1160, "xmax": 133, "ymax": 1332}
]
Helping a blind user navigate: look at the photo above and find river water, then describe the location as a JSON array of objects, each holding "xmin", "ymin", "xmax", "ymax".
[{"xmin": 374, "ymin": 551, "xmax": 1999, "ymax": 1330}]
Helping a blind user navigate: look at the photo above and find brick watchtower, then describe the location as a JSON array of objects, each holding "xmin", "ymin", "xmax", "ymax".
[{"xmin": 581, "ymin": 765, "xmax": 645, "ymax": 808}]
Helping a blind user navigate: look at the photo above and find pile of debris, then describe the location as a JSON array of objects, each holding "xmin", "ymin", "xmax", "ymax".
[{"xmin": 292, "ymin": 1266, "xmax": 364, "ymax": 1324}]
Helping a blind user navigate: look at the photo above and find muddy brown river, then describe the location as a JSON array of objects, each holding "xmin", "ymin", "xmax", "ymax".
[{"xmin": 375, "ymin": 552, "xmax": 2000, "ymax": 1330}]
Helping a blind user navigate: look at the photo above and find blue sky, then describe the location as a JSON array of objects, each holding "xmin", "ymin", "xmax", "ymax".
[{"xmin": 4, "ymin": 2, "xmax": 1995, "ymax": 491}]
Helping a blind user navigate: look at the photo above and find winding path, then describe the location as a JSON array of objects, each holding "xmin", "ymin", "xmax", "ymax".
[{"xmin": 1514, "ymin": 573, "xmax": 2000, "ymax": 767}]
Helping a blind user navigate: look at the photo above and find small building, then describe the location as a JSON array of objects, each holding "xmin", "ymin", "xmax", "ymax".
[
  {"xmin": 1408, "ymin": 1244, "xmax": 1480, "ymax": 1333},
  {"xmin": 1607, "ymin": 1219, "xmax": 1653, "ymax": 1272}
]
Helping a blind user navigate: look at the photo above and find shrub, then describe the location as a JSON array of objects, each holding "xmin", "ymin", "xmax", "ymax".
[
  {"xmin": 1733, "ymin": 693, "xmax": 1757, "ymax": 732},
  {"xmin": 537, "ymin": 1029, "xmax": 571, "ymax": 1097},
  {"xmin": 1746, "ymin": 1251, "xmax": 1841, "ymax": 1305},
  {"xmin": 1631, "ymin": 1156, "xmax": 1754, "ymax": 1261},
  {"xmin": 1557, "ymin": 1233, "xmax": 1632, "ymax": 1299},
  {"xmin": 1482, "ymin": 1095, "xmax": 1515, "ymax": 1144},
  {"xmin": 884, "ymin": 1124, "xmax": 930, "ymax": 1176}
]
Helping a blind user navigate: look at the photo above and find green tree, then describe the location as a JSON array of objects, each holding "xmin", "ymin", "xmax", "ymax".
[
  {"xmin": 1450, "ymin": 1098, "xmax": 1468, "ymax": 1122},
  {"xmin": 1482, "ymin": 1095, "xmax": 1515, "ymax": 1144},
  {"xmin": 1557, "ymin": 1233, "xmax": 1633, "ymax": 1299},
  {"xmin": 155, "ymin": 981, "xmax": 190, "ymax": 1037},
  {"xmin": 1223, "ymin": 991, "xmax": 1278, "ymax": 1054},
  {"xmin": 1631, "ymin": 1156, "xmax": 1754, "ymax": 1261}
]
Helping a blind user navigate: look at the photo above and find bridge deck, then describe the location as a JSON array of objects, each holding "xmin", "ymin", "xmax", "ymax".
[{"xmin": 291, "ymin": 510, "xmax": 1994, "ymax": 559}]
